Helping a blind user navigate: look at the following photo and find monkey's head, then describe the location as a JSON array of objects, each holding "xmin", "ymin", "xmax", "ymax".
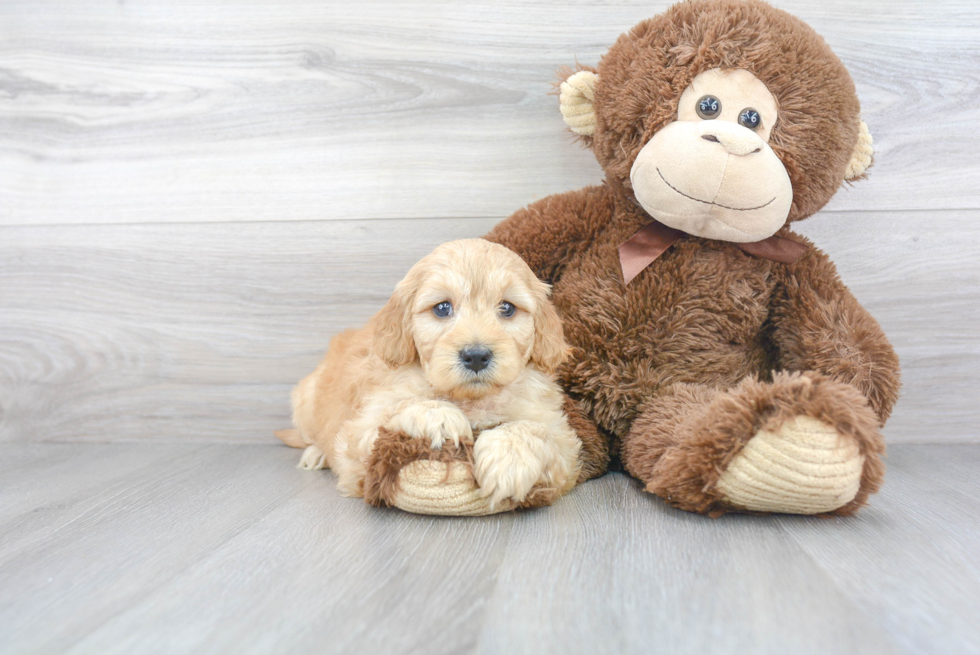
[{"xmin": 559, "ymin": 0, "xmax": 873, "ymax": 242}]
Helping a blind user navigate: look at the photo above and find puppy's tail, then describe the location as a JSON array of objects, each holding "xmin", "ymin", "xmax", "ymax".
[{"xmin": 275, "ymin": 428, "xmax": 309, "ymax": 449}]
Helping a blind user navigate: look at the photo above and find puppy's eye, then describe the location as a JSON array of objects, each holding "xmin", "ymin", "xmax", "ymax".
[
  {"xmin": 696, "ymin": 95, "xmax": 721, "ymax": 119},
  {"xmin": 499, "ymin": 301, "xmax": 516, "ymax": 318},
  {"xmin": 432, "ymin": 301, "xmax": 453, "ymax": 318},
  {"xmin": 738, "ymin": 107, "xmax": 761, "ymax": 130}
]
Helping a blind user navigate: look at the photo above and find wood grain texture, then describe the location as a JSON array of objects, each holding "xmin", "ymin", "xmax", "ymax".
[
  {"xmin": 1, "ymin": 0, "xmax": 978, "ymax": 226},
  {"xmin": 1, "ymin": 211, "xmax": 977, "ymax": 444},
  {"xmin": 477, "ymin": 478, "xmax": 903, "ymax": 655},
  {"xmin": 0, "ymin": 442, "xmax": 202, "ymax": 545},
  {"xmin": 0, "ymin": 444, "xmax": 316, "ymax": 652},
  {"xmin": 779, "ymin": 445, "xmax": 980, "ymax": 655},
  {"xmin": 0, "ymin": 216, "xmax": 495, "ymax": 444},
  {"xmin": 0, "ymin": 442, "xmax": 977, "ymax": 654},
  {"xmin": 66, "ymin": 467, "xmax": 515, "ymax": 655}
]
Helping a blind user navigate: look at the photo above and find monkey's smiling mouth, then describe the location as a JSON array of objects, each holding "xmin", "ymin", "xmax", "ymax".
[{"xmin": 656, "ymin": 168, "xmax": 775, "ymax": 212}]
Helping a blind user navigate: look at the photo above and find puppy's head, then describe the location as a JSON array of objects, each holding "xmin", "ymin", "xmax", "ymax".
[{"xmin": 371, "ymin": 239, "xmax": 567, "ymax": 400}]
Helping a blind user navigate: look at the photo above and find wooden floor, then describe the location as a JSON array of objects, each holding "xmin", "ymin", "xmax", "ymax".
[{"xmin": 0, "ymin": 442, "xmax": 977, "ymax": 655}]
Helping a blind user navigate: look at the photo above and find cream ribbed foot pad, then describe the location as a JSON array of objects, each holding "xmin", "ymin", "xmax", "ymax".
[
  {"xmin": 392, "ymin": 460, "xmax": 516, "ymax": 516},
  {"xmin": 716, "ymin": 416, "xmax": 864, "ymax": 514}
]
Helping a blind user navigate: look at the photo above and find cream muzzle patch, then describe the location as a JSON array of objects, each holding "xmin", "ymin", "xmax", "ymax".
[
  {"xmin": 559, "ymin": 67, "xmax": 874, "ymax": 242},
  {"xmin": 630, "ymin": 68, "xmax": 793, "ymax": 243}
]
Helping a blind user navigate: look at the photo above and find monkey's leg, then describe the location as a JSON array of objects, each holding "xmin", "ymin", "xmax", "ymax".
[
  {"xmin": 364, "ymin": 395, "xmax": 599, "ymax": 515},
  {"xmin": 363, "ymin": 427, "xmax": 516, "ymax": 516},
  {"xmin": 621, "ymin": 372, "xmax": 885, "ymax": 516}
]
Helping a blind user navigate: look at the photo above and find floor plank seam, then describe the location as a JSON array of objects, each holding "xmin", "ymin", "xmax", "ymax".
[
  {"xmin": 774, "ymin": 519, "xmax": 918, "ymax": 655},
  {"xmin": 2, "ymin": 207, "xmax": 974, "ymax": 231},
  {"xmin": 58, "ymin": 472, "xmax": 324, "ymax": 647},
  {"xmin": 0, "ymin": 445, "xmax": 214, "ymax": 561}
]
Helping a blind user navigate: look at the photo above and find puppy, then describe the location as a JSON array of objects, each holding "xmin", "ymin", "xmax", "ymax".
[{"xmin": 277, "ymin": 239, "xmax": 581, "ymax": 512}]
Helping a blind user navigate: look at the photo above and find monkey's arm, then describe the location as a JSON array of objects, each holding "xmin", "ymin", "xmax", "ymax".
[
  {"xmin": 768, "ymin": 242, "xmax": 900, "ymax": 424},
  {"xmin": 484, "ymin": 185, "xmax": 613, "ymax": 283}
]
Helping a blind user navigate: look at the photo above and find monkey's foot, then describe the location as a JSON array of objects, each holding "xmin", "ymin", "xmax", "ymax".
[
  {"xmin": 716, "ymin": 416, "xmax": 864, "ymax": 515},
  {"xmin": 364, "ymin": 427, "xmax": 514, "ymax": 516},
  {"xmin": 394, "ymin": 460, "xmax": 517, "ymax": 516},
  {"xmin": 636, "ymin": 372, "xmax": 885, "ymax": 516}
]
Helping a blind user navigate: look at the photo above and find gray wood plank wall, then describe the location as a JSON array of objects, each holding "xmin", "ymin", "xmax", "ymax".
[{"xmin": 1, "ymin": 1, "xmax": 978, "ymax": 444}]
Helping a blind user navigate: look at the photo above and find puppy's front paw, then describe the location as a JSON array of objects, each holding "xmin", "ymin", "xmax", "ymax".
[
  {"xmin": 386, "ymin": 400, "xmax": 473, "ymax": 450},
  {"xmin": 473, "ymin": 425, "xmax": 549, "ymax": 509}
]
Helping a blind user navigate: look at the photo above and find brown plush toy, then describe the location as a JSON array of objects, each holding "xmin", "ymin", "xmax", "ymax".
[{"xmin": 484, "ymin": 0, "xmax": 901, "ymax": 516}]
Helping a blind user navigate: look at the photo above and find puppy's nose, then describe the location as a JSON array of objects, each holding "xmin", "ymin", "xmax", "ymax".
[{"xmin": 459, "ymin": 346, "xmax": 493, "ymax": 372}]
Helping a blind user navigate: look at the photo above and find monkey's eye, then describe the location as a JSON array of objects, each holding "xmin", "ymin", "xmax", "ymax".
[
  {"xmin": 738, "ymin": 108, "xmax": 762, "ymax": 130},
  {"xmin": 696, "ymin": 95, "xmax": 722, "ymax": 119},
  {"xmin": 499, "ymin": 301, "xmax": 516, "ymax": 318},
  {"xmin": 432, "ymin": 301, "xmax": 453, "ymax": 318}
]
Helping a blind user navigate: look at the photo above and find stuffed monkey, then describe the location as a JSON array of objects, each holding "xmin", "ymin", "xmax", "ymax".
[{"xmin": 484, "ymin": 0, "xmax": 900, "ymax": 516}]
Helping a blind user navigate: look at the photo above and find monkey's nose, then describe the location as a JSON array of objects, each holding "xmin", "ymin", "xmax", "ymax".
[
  {"xmin": 459, "ymin": 346, "xmax": 493, "ymax": 372},
  {"xmin": 698, "ymin": 121, "xmax": 764, "ymax": 156}
]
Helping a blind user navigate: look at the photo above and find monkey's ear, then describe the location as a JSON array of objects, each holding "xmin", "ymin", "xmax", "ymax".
[
  {"xmin": 844, "ymin": 120, "xmax": 874, "ymax": 180},
  {"xmin": 559, "ymin": 70, "xmax": 599, "ymax": 137}
]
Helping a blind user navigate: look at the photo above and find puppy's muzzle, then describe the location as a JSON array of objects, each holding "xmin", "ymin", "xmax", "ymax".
[{"xmin": 459, "ymin": 345, "xmax": 493, "ymax": 373}]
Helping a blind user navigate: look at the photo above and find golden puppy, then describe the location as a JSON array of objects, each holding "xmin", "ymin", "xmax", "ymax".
[{"xmin": 277, "ymin": 239, "xmax": 581, "ymax": 514}]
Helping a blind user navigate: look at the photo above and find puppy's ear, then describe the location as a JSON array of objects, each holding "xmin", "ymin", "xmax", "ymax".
[
  {"xmin": 530, "ymin": 283, "xmax": 569, "ymax": 374},
  {"xmin": 371, "ymin": 277, "xmax": 418, "ymax": 368}
]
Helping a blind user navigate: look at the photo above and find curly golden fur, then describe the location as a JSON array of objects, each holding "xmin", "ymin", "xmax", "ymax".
[{"xmin": 278, "ymin": 239, "xmax": 581, "ymax": 510}]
